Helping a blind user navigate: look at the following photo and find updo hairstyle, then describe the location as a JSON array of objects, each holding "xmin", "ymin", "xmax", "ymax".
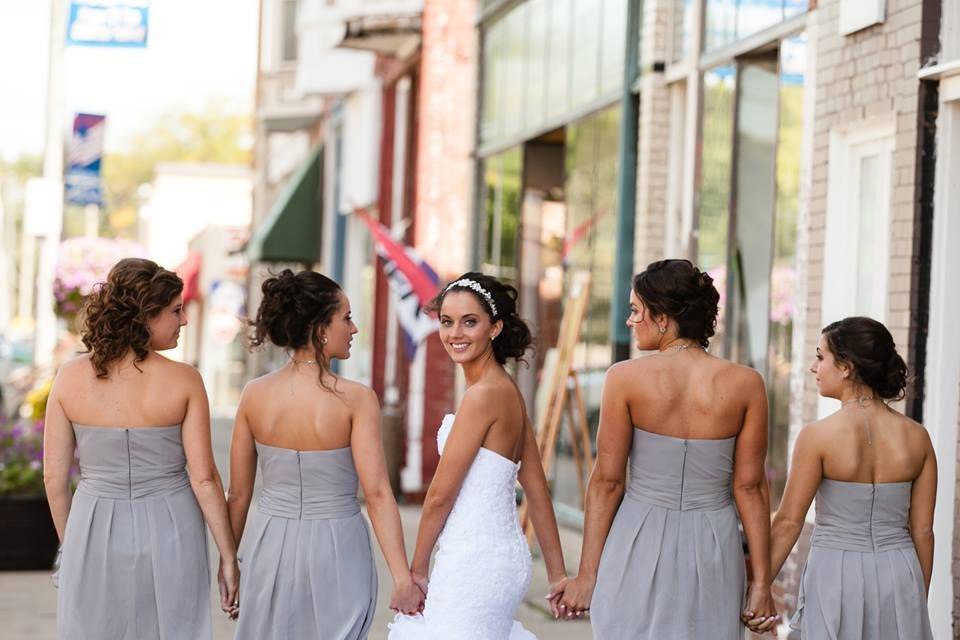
[
  {"xmin": 821, "ymin": 316, "xmax": 908, "ymax": 401},
  {"xmin": 632, "ymin": 259, "xmax": 720, "ymax": 348},
  {"xmin": 250, "ymin": 269, "xmax": 343, "ymax": 380}
]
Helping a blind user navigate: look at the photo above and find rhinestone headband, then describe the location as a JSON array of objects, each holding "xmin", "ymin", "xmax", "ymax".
[{"xmin": 445, "ymin": 278, "xmax": 498, "ymax": 317}]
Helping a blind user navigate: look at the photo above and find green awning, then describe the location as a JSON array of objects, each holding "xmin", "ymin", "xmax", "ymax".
[{"xmin": 247, "ymin": 145, "xmax": 323, "ymax": 263}]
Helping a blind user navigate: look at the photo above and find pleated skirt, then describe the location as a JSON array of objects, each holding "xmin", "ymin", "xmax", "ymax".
[
  {"xmin": 235, "ymin": 510, "xmax": 377, "ymax": 640},
  {"xmin": 591, "ymin": 496, "xmax": 745, "ymax": 640},
  {"xmin": 57, "ymin": 485, "xmax": 211, "ymax": 640},
  {"xmin": 788, "ymin": 546, "xmax": 933, "ymax": 639}
]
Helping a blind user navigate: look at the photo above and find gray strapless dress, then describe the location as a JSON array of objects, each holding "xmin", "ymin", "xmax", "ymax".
[
  {"xmin": 234, "ymin": 443, "xmax": 377, "ymax": 640},
  {"xmin": 591, "ymin": 429, "xmax": 745, "ymax": 640},
  {"xmin": 57, "ymin": 424, "xmax": 211, "ymax": 640},
  {"xmin": 788, "ymin": 479, "xmax": 933, "ymax": 639}
]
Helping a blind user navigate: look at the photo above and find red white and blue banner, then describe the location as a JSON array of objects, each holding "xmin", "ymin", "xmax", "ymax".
[
  {"xmin": 354, "ymin": 207, "xmax": 439, "ymax": 358},
  {"xmin": 67, "ymin": 0, "xmax": 149, "ymax": 48},
  {"xmin": 65, "ymin": 113, "xmax": 106, "ymax": 207}
]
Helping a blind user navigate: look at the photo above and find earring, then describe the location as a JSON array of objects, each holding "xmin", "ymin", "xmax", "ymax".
[
  {"xmin": 658, "ymin": 325, "xmax": 666, "ymax": 334},
  {"xmin": 321, "ymin": 336, "xmax": 328, "ymax": 345}
]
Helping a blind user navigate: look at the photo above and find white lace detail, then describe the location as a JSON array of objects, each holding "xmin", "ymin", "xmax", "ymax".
[{"xmin": 388, "ymin": 414, "xmax": 534, "ymax": 640}]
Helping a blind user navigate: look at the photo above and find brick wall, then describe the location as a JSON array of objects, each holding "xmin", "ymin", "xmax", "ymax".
[
  {"xmin": 800, "ymin": 0, "xmax": 925, "ymax": 426},
  {"xmin": 632, "ymin": 0, "xmax": 672, "ymax": 271},
  {"xmin": 413, "ymin": 0, "xmax": 477, "ymax": 490}
]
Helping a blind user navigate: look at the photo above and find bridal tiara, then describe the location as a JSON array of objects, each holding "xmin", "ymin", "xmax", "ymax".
[{"xmin": 445, "ymin": 279, "xmax": 498, "ymax": 317}]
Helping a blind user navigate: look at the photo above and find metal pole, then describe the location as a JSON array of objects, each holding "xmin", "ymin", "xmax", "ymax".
[
  {"xmin": 34, "ymin": 0, "xmax": 67, "ymax": 367},
  {"xmin": 611, "ymin": 0, "xmax": 642, "ymax": 363}
]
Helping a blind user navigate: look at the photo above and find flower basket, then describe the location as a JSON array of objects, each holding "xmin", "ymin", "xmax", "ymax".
[
  {"xmin": 53, "ymin": 237, "xmax": 146, "ymax": 327},
  {"xmin": 0, "ymin": 379, "xmax": 63, "ymax": 570}
]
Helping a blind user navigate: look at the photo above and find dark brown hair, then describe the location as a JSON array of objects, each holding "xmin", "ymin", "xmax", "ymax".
[
  {"xmin": 428, "ymin": 271, "xmax": 533, "ymax": 365},
  {"xmin": 80, "ymin": 258, "xmax": 184, "ymax": 378},
  {"xmin": 821, "ymin": 316, "xmax": 908, "ymax": 400},
  {"xmin": 632, "ymin": 259, "xmax": 720, "ymax": 348},
  {"xmin": 249, "ymin": 269, "xmax": 343, "ymax": 388}
]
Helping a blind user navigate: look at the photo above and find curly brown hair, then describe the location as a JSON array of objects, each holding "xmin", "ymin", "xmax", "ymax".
[{"xmin": 79, "ymin": 258, "xmax": 184, "ymax": 378}]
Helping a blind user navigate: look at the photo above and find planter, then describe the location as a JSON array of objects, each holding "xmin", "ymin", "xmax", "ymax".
[{"xmin": 0, "ymin": 496, "xmax": 59, "ymax": 570}]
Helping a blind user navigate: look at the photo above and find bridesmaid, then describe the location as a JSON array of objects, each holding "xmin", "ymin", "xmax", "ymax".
[
  {"xmin": 557, "ymin": 259, "xmax": 778, "ymax": 638},
  {"xmin": 227, "ymin": 269, "xmax": 423, "ymax": 640},
  {"xmin": 765, "ymin": 317, "xmax": 935, "ymax": 639},
  {"xmin": 43, "ymin": 258, "xmax": 239, "ymax": 640}
]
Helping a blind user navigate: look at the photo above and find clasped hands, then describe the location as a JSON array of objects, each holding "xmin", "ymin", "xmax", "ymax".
[
  {"xmin": 389, "ymin": 570, "xmax": 429, "ymax": 616},
  {"xmin": 545, "ymin": 575, "xmax": 783, "ymax": 635}
]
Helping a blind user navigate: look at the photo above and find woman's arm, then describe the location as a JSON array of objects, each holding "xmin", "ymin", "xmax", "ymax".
[
  {"xmin": 908, "ymin": 432, "xmax": 937, "ymax": 594},
  {"xmin": 769, "ymin": 426, "xmax": 822, "ymax": 579},
  {"xmin": 42, "ymin": 368, "xmax": 76, "ymax": 542},
  {"xmin": 732, "ymin": 370, "xmax": 778, "ymax": 632},
  {"xmin": 179, "ymin": 365, "xmax": 238, "ymax": 615},
  {"xmin": 350, "ymin": 386, "xmax": 422, "ymax": 614},
  {"xmin": 409, "ymin": 388, "xmax": 493, "ymax": 578},
  {"xmin": 517, "ymin": 411, "xmax": 566, "ymax": 584},
  {"xmin": 226, "ymin": 387, "xmax": 257, "ymax": 544},
  {"xmin": 558, "ymin": 363, "xmax": 633, "ymax": 614}
]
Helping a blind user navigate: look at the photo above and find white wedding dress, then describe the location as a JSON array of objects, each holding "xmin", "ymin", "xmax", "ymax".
[{"xmin": 388, "ymin": 414, "xmax": 535, "ymax": 640}]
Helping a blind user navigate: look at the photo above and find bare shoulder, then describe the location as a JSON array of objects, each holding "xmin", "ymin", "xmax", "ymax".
[
  {"xmin": 55, "ymin": 353, "xmax": 94, "ymax": 381},
  {"xmin": 337, "ymin": 378, "xmax": 379, "ymax": 410},
  {"xmin": 605, "ymin": 358, "xmax": 638, "ymax": 384},
  {"xmin": 796, "ymin": 415, "xmax": 836, "ymax": 449},
  {"xmin": 721, "ymin": 359, "xmax": 765, "ymax": 388},
  {"xmin": 457, "ymin": 380, "xmax": 512, "ymax": 421},
  {"xmin": 899, "ymin": 412, "xmax": 934, "ymax": 451}
]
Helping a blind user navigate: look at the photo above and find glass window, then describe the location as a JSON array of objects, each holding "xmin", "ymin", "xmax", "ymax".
[
  {"xmin": 600, "ymin": 0, "xmax": 628, "ymax": 95},
  {"xmin": 481, "ymin": 21, "xmax": 506, "ymax": 143},
  {"xmin": 546, "ymin": 0, "xmax": 573, "ymax": 121},
  {"xmin": 670, "ymin": 0, "xmax": 697, "ymax": 62},
  {"xmin": 554, "ymin": 105, "xmax": 621, "ymax": 512},
  {"xmin": 696, "ymin": 65, "xmax": 736, "ymax": 351},
  {"xmin": 767, "ymin": 34, "xmax": 805, "ymax": 503},
  {"xmin": 704, "ymin": 0, "xmax": 808, "ymax": 51},
  {"xmin": 503, "ymin": 4, "xmax": 528, "ymax": 137},
  {"xmin": 481, "ymin": 147, "xmax": 524, "ymax": 283},
  {"xmin": 282, "ymin": 0, "xmax": 299, "ymax": 62},
  {"xmin": 525, "ymin": 0, "xmax": 549, "ymax": 131},
  {"xmin": 571, "ymin": 0, "xmax": 601, "ymax": 109}
]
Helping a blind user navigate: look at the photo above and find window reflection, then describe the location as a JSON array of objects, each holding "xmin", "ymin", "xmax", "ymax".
[
  {"xmin": 704, "ymin": 0, "xmax": 808, "ymax": 51},
  {"xmin": 697, "ymin": 66, "xmax": 736, "ymax": 352},
  {"xmin": 482, "ymin": 148, "xmax": 523, "ymax": 283}
]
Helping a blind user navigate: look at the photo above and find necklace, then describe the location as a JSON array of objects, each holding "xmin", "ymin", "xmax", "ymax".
[
  {"xmin": 290, "ymin": 357, "xmax": 317, "ymax": 365},
  {"xmin": 662, "ymin": 342, "xmax": 706, "ymax": 353},
  {"xmin": 842, "ymin": 396, "xmax": 876, "ymax": 446}
]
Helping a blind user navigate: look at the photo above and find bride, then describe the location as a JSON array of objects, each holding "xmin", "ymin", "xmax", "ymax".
[{"xmin": 388, "ymin": 273, "xmax": 568, "ymax": 639}]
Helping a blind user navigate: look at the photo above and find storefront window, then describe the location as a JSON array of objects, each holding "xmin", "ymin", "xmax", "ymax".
[
  {"xmin": 704, "ymin": 0, "xmax": 807, "ymax": 51},
  {"xmin": 481, "ymin": 147, "xmax": 523, "ymax": 283},
  {"xmin": 553, "ymin": 106, "xmax": 621, "ymax": 511},
  {"xmin": 696, "ymin": 65, "xmax": 736, "ymax": 351},
  {"xmin": 767, "ymin": 34, "xmax": 806, "ymax": 503},
  {"xmin": 670, "ymin": 0, "xmax": 697, "ymax": 62}
]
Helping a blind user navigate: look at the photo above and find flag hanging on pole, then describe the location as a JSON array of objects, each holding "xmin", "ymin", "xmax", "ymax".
[{"xmin": 354, "ymin": 206, "xmax": 439, "ymax": 358}]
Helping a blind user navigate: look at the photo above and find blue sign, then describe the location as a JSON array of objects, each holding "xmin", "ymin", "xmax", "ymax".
[
  {"xmin": 66, "ymin": 1, "xmax": 149, "ymax": 48},
  {"xmin": 65, "ymin": 113, "xmax": 106, "ymax": 207}
]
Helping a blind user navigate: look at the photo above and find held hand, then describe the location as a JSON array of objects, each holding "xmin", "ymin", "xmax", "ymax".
[
  {"xmin": 410, "ymin": 569, "xmax": 429, "ymax": 601},
  {"xmin": 390, "ymin": 576, "xmax": 426, "ymax": 616},
  {"xmin": 557, "ymin": 575, "xmax": 594, "ymax": 620},
  {"xmin": 740, "ymin": 583, "xmax": 780, "ymax": 635},
  {"xmin": 218, "ymin": 556, "xmax": 240, "ymax": 620},
  {"xmin": 543, "ymin": 576, "xmax": 569, "ymax": 619}
]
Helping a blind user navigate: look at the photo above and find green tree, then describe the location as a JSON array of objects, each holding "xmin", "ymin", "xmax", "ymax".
[{"xmin": 99, "ymin": 106, "xmax": 252, "ymax": 236}]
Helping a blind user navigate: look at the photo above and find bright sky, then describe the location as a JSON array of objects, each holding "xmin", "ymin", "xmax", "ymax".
[{"xmin": 0, "ymin": 0, "xmax": 259, "ymax": 161}]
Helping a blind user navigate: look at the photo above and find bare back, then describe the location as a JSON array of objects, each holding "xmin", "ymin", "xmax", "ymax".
[
  {"xmin": 239, "ymin": 366, "xmax": 360, "ymax": 451},
  {"xmin": 815, "ymin": 404, "xmax": 929, "ymax": 484},
  {"xmin": 56, "ymin": 353, "xmax": 194, "ymax": 428},
  {"xmin": 622, "ymin": 351, "xmax": 756, "ymax": 440}
]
